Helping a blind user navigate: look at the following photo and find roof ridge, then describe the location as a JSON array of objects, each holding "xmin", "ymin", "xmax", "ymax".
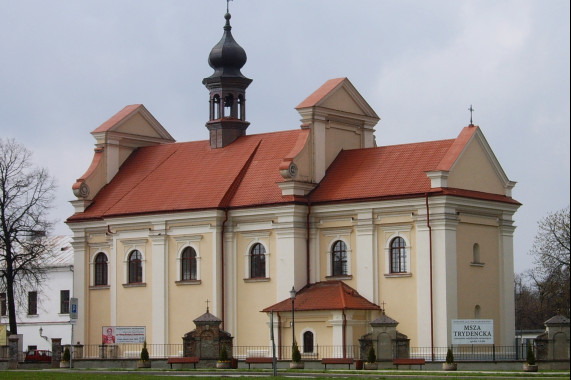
[{"xmin": 219, "ymin": 140, "xmax": 262, "ymax": 208}]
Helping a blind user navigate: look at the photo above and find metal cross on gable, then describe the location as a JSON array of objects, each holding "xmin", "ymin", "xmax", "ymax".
[
  {"xmin": 468, "ymin": 104, "xmax": 475, "ymax": 125},
  {"xmin": 205, "ymin": 299, "xmax": 210, "ymax": 313},
  {"xmin": 381, "ymin": 300, "xmax": 387, "ymax": 313}
]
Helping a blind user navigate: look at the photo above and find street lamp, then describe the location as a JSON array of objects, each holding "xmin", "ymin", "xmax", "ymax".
[{"xmin": 290, "ymin": 286, "xmax": 297, "ymax": 347}]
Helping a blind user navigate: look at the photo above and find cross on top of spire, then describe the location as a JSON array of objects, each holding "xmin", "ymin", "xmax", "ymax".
[
  {"xmin": 227, "ymin": 0, "xmax": 233, "ymax": 13},
  {"xmin": 468, "ymin": 104, "xmax": 475, "ymax": 125}
]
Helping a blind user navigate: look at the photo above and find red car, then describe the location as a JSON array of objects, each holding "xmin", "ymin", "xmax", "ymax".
[{"xmin": 24, "ymin": 349, "xmax": 52, "ymax": 363}]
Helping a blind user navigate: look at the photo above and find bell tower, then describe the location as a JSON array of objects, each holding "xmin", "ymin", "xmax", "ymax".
[{"xmin": 203, "ymin": 7, "xmax": 252, "ymax": 148}]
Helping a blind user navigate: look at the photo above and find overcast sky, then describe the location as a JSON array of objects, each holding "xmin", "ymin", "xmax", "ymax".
[{"xmin": 1, "ymin": 0, "xmax": 569, "ymax": 275}]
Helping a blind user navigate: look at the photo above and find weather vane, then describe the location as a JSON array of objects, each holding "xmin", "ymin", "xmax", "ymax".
[{"xmin": 468, "ymin": 104, "xmax": 475, "ymax": 125}]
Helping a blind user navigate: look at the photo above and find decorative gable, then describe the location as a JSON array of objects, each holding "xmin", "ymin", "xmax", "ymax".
[
  {"xmin": 293, "ymin": 78, "xmax": 381, "ymax": 184},
  {"xmin": 426, "ymin": 125, "xmax": 516, "ymax": 197},
  {"xmin": 71, "ymin": 104, "xmax": 175, "ymax": 213}
]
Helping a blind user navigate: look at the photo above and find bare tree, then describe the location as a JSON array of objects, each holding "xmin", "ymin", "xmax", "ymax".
[
  {"xmin": 0, "ymin": 138, "xmax": 56, "ymax": 334},
  {"xmin": 528, "ymin": 206, "xmax": 570, "ymax": 318}
]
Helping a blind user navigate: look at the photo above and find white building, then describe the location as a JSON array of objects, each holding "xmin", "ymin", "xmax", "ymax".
[{"xmin": 0, "ymin": 236, "xmax": 74, "ymax": 352}]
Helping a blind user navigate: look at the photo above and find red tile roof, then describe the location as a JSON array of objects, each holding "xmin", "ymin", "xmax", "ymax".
[
  {"xmin": 67, "ymin": 130, "xmax": 302, "ymax": 222},
  {"xmin": 436, "ymin": 125, "xmax": 478, "ymax": 171},
  {"xmin": 91, "ymin": 104, "xmax": 142, "ymax": 133},
  {"xmin": 295, "ymin": 78, "xmax": 346, "ymax": 109},
  {"xmin": 68, "ymin": 123, "xmax": 518, "ymax": 224},
  {"xmin": 308, "ymin": 139, "xmax": 455, "ymax": 203},
  {"xmin": 261, "ymin": 281, "xmax": 380, "ymax": 312}
]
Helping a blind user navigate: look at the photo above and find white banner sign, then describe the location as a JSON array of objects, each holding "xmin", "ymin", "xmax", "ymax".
[
  {"xmin": 102, "ymin": 326, "xmax": 146, "ymax": 344},
  {"xmin": 451, "ymin": 319, "xmax": 494, "ymax": 345}
]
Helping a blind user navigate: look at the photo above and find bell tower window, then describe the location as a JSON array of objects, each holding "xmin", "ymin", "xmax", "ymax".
[
  {"xmin": 212, "ymin": 95, "xmax": 221, "ymax": 120},
  {"xmin": 238, "ymin": 95, "xmax": 244, "ymax": 120},
  {"xmin": 224, "ymin": 94, "xmax": 234, "ymax": 118}
]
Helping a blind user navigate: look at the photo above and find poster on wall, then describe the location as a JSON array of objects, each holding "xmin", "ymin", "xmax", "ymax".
[
  {"xmin": 102, "ymin": 326, "xmax": 146, "ymax": 344},
  {"xmin": 452, "ymin": 319, "xmax": 494, "ymax": 345}
]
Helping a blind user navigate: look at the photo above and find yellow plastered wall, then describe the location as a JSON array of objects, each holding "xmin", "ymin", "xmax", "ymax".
[
  {"xmin": 88, "ymin": 289, "xmax": 110, "ymax": 344},
  {"xmin": 377, "ymin": 223, "xmax": 419, "ymax": 346},
  {"xmin": 114, "ymin": 239, "xmax": 153, "ymax": 338},
  {"xmin": 168, "ymin": 232, "xmax": 214, "ymax": 343},
  {"xmin": 447, "ymin": 138, "xmax": 505, "ymax": 194},
  {"xmin": 118, "ymin": 113, "xmax": 163, "ymax": 138},
  {"xmin": 325, "ymin": 125, "xmax": 362, "ymax": 167},
  {"xmin": 235, "ymin": 231, "xmax": 278, "ymax": 346},
  {"xmin": 456, "ymin": 220, "xmax": 501, "ymax": 342}
]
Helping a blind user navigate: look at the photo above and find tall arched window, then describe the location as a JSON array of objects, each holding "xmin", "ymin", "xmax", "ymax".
[
  {"xmin": 331, "ymin": 240, "xmax": 348, "ymax": 276},
  {"xmin": 474, "ymin": 305, "xmax": 481, "ymax": 319},
  {"xmin": 128, "ymin": 250, "xmax": 143, "ymax": 284},
  {"xmin": 250, "ymin": 243, "xmax": 266, "ymax": 278},
  {"xmin": 303, "ymin": 331, "xmax": 314, "ymax": 353},
  {"xmin": 181, "ymin": 247, "xmax": 197, "ymax": 281},
  {"xmin": 94, "ymin": 252, "xmax": 108, "ymax": 286},
  {"xmin": 390, "ymin": 237, "xmax": 407, "ymax": 273}
]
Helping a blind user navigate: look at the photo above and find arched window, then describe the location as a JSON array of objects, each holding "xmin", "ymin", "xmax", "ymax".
[
  {"xmin": 223, "ymin": 94, "xmax": 234, "ymax": 117},
  {"xmin": 212, "ymin": 95, "xmax": 221, "ymax": 120},
  {"xmin": 250, "ymin": 243, "xmax": 266, "ymax": 278},
  {"xmin": 94, "ymin": 252, "xmax": 108, "ymax": 286},
  {"xmin": 331, "ymin": 240, "xmax": 348, "ymax": 276},
  {"xmin": 237, "ymin": 95, "xmax": 244, "ymax": 120},
  {"xmin": 181, "ymin": 247, "xmax": 197, "ymax": 281},
  {"xmin": 303, "ymin": 331, "xmax": 314, "ymax": 353},
  {"xmin": 390, "ymin": 237, "xmax": 407, "ymax": 273},
  {"xmin": 128, "ymin": 250, "xmax": 143, "ymax": 284},
  {"xmin": 473, "ymin": 243, "xmax": 481, "ymax": 264}
]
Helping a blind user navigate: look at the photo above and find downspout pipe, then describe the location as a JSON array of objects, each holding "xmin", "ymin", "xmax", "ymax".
[
  {"xmin": 425, "ymin": 193, "xmax": 434, "ymax": 362},
  {"xmin": 342, "ymin": 310, "xmax": 347, "ymax": 358},
  {"xmin": 277, "ymin": 312, "xmax": 282, "ymax": 359},
  {"xmin": 221, "ymin": 209, "xmax": 229, "ymax": 330},
  {"xmin": 306, "ymin": 201, "xmax": 311, "ymax": 286}
]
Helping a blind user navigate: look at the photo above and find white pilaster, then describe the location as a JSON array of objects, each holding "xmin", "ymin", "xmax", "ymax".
[
  {"xmin": 498, "ymin": 215, "xmax": 516, "ymax": 345},
  {"xmin": 105, "ymin": 139, "xmax": 120, "ymax": 183},
  {"xmin": 70, "ymin": 232, "xmax": 86, "ymax": 345},
  {"xmin": 275, "ymin": 206, "xmax": 308, "ymax": 300},
  {"xmin": 355, "ymin": 210, "xmax": 376, "ymax": 302},
  {"xmin": 329, "ymin": 311, "xmax": 344, "ymax": 357},
  {"xmin": 312, "ymin": 119, "xmax": 327, "ymax": 183},
  {"xmin": 224, "ymin": 220, "xmax": 236, "ymax": 338},
  {"xmin": 429, "ymin": 206, "xmax": 459, "ymax": 347},
  {"xmin": 149, "ymin": 224, "xmax": 167, "ymax": 345},
  {"xmin": 210, "ymin": 211, "xmax": 226, "ymax": 319},
  {"xmin": 109, "ymin": 235, "xmax": 117, "ymax": 327},
  {"xmin": 414, "ymin": 220, "xmax": 432, "ymax": 348}
]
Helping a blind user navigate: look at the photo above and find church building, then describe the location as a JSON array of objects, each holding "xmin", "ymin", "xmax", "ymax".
[{"xmin": 67, "ymin": 8, "xmax": 521, "ymax": 355}]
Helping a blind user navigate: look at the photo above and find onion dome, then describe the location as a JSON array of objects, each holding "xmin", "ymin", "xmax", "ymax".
[{"xmin": 206, "ymin": 12, "xmax": 248, "ymax": 79}]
